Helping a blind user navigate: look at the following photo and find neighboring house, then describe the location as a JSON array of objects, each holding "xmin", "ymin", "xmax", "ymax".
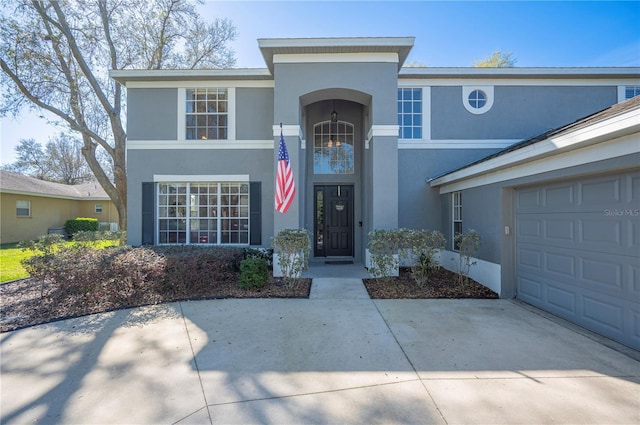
[
  {"xmin": 111, "ymin": 37, "xmax": 640, "ymax": 349},
  {"xmin": 0, "ymin": 171, "xmax": 119, "ymax": 243}
]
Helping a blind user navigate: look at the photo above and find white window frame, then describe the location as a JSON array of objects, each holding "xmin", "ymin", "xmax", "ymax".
[
  {"xmin": 178, "ymin": 87, "xmax": 236, "ymax": 142},
  {"xmin": 462, "ymin": 86, "xmax": 494, "ymax": 115},
  {"xmin": 95, "ymin": 204, "xmax": 103, "ymax": 214},
  {"xmin": 452, "ymin": 191, "xmax": 462, "ymax": 250},
  {"xmin": 16, "ymin": 200, "xmax": 31, "ymax": 217},
  {"xmin": 156, "ymin": 181, "xmax": 250, "ymax": 245},
  {"xmin": 313, "ymin": 120, "xmax": 355, "ymax": 174},
  {"xmin": 398, "ymin": 87, "xmax": 423, "ymax": 140}
]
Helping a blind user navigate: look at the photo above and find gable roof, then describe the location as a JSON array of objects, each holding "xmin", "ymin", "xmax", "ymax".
[
  {"xmin": 429, "ymin": 96, "xmax": 640, "ymax": 185},
  {"xmin": 0, "ymin": 171, "xmax": 110, "ymax": 200}
]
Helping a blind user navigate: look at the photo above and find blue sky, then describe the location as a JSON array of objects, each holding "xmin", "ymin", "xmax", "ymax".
[{"xmin": 1, "ymin": 0, "xmax": 639, "ymax": 165}]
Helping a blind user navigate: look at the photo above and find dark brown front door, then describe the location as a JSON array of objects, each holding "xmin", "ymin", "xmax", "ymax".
[{"xmin": 314, "ymin": 185, "xmax": 354, "ymax": 257}]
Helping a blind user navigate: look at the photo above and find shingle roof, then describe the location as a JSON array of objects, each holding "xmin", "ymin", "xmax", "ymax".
[
  {"xmin": 428, "ymin": 95, "xmax": 640, "ymax": 182},
  {"xmin": 0, "ymin": 171, "xmax": 110, "ymax": 200}
]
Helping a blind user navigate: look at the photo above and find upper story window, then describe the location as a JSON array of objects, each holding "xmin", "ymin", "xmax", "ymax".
[
  {"xmin": 16, "ymin": 200, "xmax": 30, "ymax": 217},
  {"xmin": 398, "ymin": 88, "xmax": 422, "ymax": 139},
  {"xmin": 625, "ymin": 86, "xmax": 640, "ymax": 100},
  {"xmin": 186, "ymin": 88, "xmax": 228, "ymax": 140},
  {"xmin": 468, "ymin": 90, "xmax": 487, "ymax": 109},
  {"xmin": 314, "ymin": 120, "xmax": 354, "ymax": 174},
  {"xmin": 462, "ymin": 86, "xmax": 494, "ymax": 115}
]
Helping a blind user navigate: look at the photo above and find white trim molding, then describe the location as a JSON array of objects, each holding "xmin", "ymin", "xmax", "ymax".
[
  {"xmin": 462, "ymin": 86, "xmax": 494, "ymax": 114},
  {"xmin": 154, "ymin": 174, "xmax": 250, "ymax": 182},
  {"xmin": 273, "ymin": 125, "xmax": 304, "ymax": 148},
  {"xmin": 273, "ymin": 125, "xmax": 302, "ymax": 138},
  {"xmin": 366, "ymin": 125, "xmax": 399, "ymax": 149},
  {"xmin": 128, "ymin": 140, "xmax": 273, "ymax": 150},
  {"xmin": 273, "ymin": 52, "xmax": 399, "ymax": 65}
]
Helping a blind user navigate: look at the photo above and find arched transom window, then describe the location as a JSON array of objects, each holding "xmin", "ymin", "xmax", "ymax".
[{"xmin": 313, "ymin": 120, "xmax": 354, "ymax": 174}]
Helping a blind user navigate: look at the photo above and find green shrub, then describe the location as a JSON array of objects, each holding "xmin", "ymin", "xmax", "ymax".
[
  {"xmin": 242, "ymin": 247, "xmax": 274, "ymax": 269},
  {"xmin": 64, "ymin": 218, "xmax": 99, "ymax": 237},
  {"xmin": 272, "ymin": 229, "xmax": 310, "ymax": 290},
  {"xmin": 400, "ymin": 229, "xmax": 446, "ymax": 287},
  {"xmin": 368, "ymin": 229, "xmax": 403, "ymax": 281},
  {"xmin": 454, "ymin": 229, "xmax": 482, "ymax": 287},
  {"xmin": 239, "ymin": 257, "xmax": 269, "ymax": 289}
]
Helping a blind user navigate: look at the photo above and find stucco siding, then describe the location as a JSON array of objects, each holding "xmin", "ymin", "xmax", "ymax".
[
  {"xmin": 236, "ymin": 88, "xmax": 274, "ymax": 140},
  {"xmin": 127, "ymin": 88, "xmax": 178, "ymax": 140},
  {"xmin": 1, "ymin": 194, "xmax": 75, "ymax": 243},
  {"xmin": 398, "ymin": 148, "xmax": 499, "ymax": 231},
  {"xmin": 127, "ymin": 149, "xmax": 274, "ymax": 246},
  {"xmin": 431, "ymin": 86, "xmax": 617, "ymax": 140}
]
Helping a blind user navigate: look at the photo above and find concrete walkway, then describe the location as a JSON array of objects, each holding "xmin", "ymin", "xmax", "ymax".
[{"xmin": 1, "ymin": 277, "xmax": 639, "ymax": 424}]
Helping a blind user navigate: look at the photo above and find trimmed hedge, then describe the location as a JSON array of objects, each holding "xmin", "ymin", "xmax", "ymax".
[{"xmin": 64, "ymin": 218, "xmax": 99, "ymax": 236}]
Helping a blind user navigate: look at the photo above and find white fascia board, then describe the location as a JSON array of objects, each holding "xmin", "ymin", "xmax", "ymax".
[
  {"xmin": 434, "ymin": 133, "xmax": 639, "ymax": 194},
  {"xmin": 398, "ymin": 77, "xmax": 638, "ymax": 87},
  {"xmin": 399, "ymin": 67, "xmax": 640, "ymax": 78},
  {"xmin": 110, "ymin": 69, "xmax": 272, "ymax": 84},
  {"xmin": 259, "ymin": 37, "xmax": 415, "ymax": 49},
  {"xmin": 273, "ymin": 52, "xmax": 399, "ymax": 65},
  {"xmin": 128, "ymin": 140, "xmax": 273, "ymax": 150},
  {"xmin": 125, "ymin": 80, "xmax": 274, "ymax": 89},
  {"xmin": 0, "ymin": 189, "xmax": 109, "ymax": 201},
  {"xmin": 430, "ymin": 108, "xmax": 640, "ymax": 190},
  {"xmin": 154, "ymin": 175, "xmax": 250, "ymax": 182}
]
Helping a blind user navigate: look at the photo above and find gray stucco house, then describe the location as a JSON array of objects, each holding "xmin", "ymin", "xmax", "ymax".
[{"xmin": 111, "ymin": 37, "xmax": 640, "ymax": 350}]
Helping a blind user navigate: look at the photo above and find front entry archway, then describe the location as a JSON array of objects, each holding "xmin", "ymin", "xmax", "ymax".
[{"xmin": 314, "ymin": 184, "xmax": 354, "ymax": 257}]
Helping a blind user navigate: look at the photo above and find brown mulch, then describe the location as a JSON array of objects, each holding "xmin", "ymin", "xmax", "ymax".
[
  {"xmin": 0, "ymin": 276, "xmax": 310, "ymax": 333},
  {"xmin": 1, "ymin": 267, "xmax": 498, "ymax": 333},
  {"xmin": 364, "ymin": 267, "xmax": 499, "ymax": 299}
]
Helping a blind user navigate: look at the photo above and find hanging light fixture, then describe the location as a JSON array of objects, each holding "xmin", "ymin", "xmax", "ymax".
[{"xmin": 330, "ymin": 99, "xmax": 338, "ymax": 122}]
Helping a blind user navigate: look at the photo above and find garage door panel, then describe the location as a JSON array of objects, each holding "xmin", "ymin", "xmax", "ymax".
[
  {"xmin": 518, "ymin": 247, "xmax": 542, "ymax": 269},
  {"xmin": 546, "ymin": 284, "xmax": 577, "ymax": 315},
  {"xmin": 544, "ymin": 218, "xmax": 575, "ymax": 242},
  {"xmin": 545, "ymin": 251, "xmax": 575, "ymax": 278},
  {"xmin": 544, "ymin": 184, "xmax": 574, "ymax": 208},
  {"xmin": 579, "ymin": 218, "xmax": 621, "ymax": 246},
  {"xmin": 580, "ymin": 256, "xmax": 622, "ymax": 290},
  {"xmin": 516, "ymin": 170, "xmax": 640, "ymax": 350},
  {"xmin": 517, "ymin": 276, "xmax": 543, "ymax": 303},
  {"xmin": 578, "ymin": 176, "xmax": 622, "ymax": 207},
  {"xmin": 583, "ymin": 295, "xmax": 624, "ymax": 333}
]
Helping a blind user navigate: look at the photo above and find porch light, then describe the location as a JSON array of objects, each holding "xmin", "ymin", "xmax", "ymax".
[{"xmin": 331, "ymin": 109, "xmax": 338, "ymax": 122}]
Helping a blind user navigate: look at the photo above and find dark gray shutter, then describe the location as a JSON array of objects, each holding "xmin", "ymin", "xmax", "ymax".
[
  {"xmin": 249, "ymin": 182, "xmax": 261, "ymax": 245},
  {"xmin": 141, "ymin": 182, "xmax": 155, "ymax": 245}
]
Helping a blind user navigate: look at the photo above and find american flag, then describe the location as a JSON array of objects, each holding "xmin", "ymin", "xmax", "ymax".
[{"xmin": 275, "ymin": 129, "xmax": 295, "ymax": 214}]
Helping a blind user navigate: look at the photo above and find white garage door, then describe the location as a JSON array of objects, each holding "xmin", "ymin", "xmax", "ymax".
[{"xmin": 516, "ymin": 171, "xmax": 640, "ymax": 350}]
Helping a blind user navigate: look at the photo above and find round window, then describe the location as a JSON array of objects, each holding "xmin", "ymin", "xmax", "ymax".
[{"xmin": 468, "ymin": 90, "xmax": 487, "ymax": 109}]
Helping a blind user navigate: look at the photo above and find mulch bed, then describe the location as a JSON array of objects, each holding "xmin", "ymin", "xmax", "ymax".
[
  {"xmin": 1, "ymin": 267, "xmax": 498, "ymax": 333},
  {"xmin": 0, "ymin": 276, "xmax": 311, "ymax": 333},
  {"xmin": 364, "ymin": 267, "xmax": 499, "ymax": 299}
]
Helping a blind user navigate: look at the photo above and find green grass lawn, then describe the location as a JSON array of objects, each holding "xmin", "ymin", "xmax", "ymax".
[
  {"xmin": 0, "ymin": 240, "xmax": 120, "ymax": 283},
  {"xmin": 0, "ymin": 243, "xmax": 32, "ymax": 282}
]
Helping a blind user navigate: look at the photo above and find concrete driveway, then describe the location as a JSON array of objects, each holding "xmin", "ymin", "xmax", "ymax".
[{"xmin": 1, "ymin": 278, "xmax": 639, "ymax": 424}]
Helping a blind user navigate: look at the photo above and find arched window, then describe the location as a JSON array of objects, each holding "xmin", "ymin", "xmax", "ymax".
[{"xmin": 313, "ymin": 120, "xmax": 354, "ymax": 174}]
